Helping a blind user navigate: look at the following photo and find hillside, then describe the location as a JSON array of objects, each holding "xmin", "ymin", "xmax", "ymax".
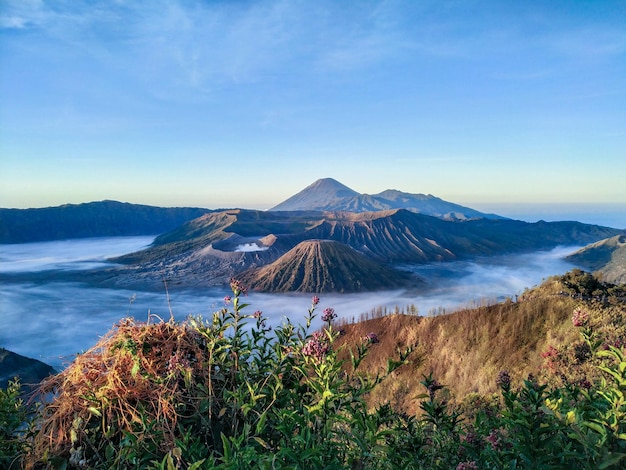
[
  {"xmin": 101, "ymin": 208, "xmax": 622, "ymax": 291},
  {"xmin": 9, "ymin": 271, "xmax": 626, "ymax": 469},
  {"xmin": 0, "ymin": 200, "xmax": 210, "ymax": 243},
  {"xmin": 566, "ymin": 234, "xmax": 626, "ymax": 285},
  {"xmin": 270, "ymin": 177, "xmax": 504, "ymax": 220},
  {"xmin": 239, "ymin": 240, "xmax": 414, "ymax": 292},
  {"xmin": 335, "ymin": 271, "xmax": 626, "ymax": 414},
  {"xmin": 0, "ymin": 348, "xmax": 55, "ymax": 390}
]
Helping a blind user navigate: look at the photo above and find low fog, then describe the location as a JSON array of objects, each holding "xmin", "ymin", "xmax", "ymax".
[{"xmin": 0, "ymin": 237, "xmax": 582, "ymax": 370}]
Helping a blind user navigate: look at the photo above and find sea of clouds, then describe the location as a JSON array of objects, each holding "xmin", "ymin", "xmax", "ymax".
[{"xmin": 0, "ymin": 237, "xmax": 582, "ymax": 370}]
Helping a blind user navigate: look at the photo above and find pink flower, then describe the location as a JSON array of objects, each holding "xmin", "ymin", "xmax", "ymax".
[
  {"xmin": 312, "ymin": 295, "xmax": 320, "ymax": 306},
  {"xmin": 229, "ymin": 278, "xmax": 248, "ymax": 296},
  {"xmin": 223, "ymin": 295, "xmax": 232, "ymax": 304},
  {"xmin": 321, "ymin": 307, "xmax": 337, "ymax": 323},
  {"xmin": 302, "ymin": 331, "xmax": 330, "ymax": 361},
  {"xmin": 572, "ymin": 308, "xmax": 589, "ymax": 327}
]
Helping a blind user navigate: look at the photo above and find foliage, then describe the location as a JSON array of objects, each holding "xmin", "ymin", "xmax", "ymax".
[
  {"xmin": 0, "ymin": 379, "xmax": 34, "ymax": 469},
  {"xmin": 1, "ymin": 271, "xmax": 625, "ymax": 469}
]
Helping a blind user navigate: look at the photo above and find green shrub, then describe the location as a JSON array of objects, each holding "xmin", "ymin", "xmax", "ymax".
[
  {"xmin": 5, "ymin": 272, "xmax": 625, "ymax": 469},
  {"xmin": 0, "ymin": 379, "xmax": 33, "ymax": 469}
]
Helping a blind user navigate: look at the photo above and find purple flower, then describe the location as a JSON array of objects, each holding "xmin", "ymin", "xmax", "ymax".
[
  {"xmin": 486, "ymin": 430, "xmax": 502, "ymax": 450},
  {"xmin": 363, "ymin": 332, "xmax": 379, "ymax": 344},
  {"xmin": 223, "ymin": 295, "xmax": 232, "ymax": 304},
  {"xmin": 321, "ymin": 307, "xmax": 337, "ymax": 323},
  {"xmin": 167, "ymin": 351, "xmax": 191, "ymax": 375},
  {"xmin": 254, "ymin": 310, "xmax": 262, "ymax": 319},
  {"xmin": 496, "ymin": 370, "xmax": 511, "ymax": 391},
  {"xmin": 229, "ymin": 278, "xmax": 248, "ymax": 296},
  {"xmin": 456, "ymin": 462, "xmax": 478, "ymax": 470},
  {"xmin": 312, "ymin": 295, "xmax": 320, "ymax": 306},
  {"xmin": 302, "ymin": 331, "xmax": 330, "ymax": 361}
]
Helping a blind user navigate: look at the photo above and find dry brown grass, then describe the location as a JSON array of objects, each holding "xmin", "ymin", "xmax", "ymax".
[
  {"xmin": 27, "ymin": 318, "xmax": 208, "ymax": 468},
  {"xmin": 335, "ymin": 283, "xmax": 596, "ymax": 415}
]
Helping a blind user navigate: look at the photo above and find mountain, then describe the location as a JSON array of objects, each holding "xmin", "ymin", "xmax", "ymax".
[
  {"xmin": 239, "ymin": 240, "xmax": 413, "ymax": 293},
  {"xmin": 0, "ymin": 201, "xmax": 210, "ymax": 243},
  {"xmin": 270, "ymin": 178, "xmax": 504, "ymax": 220},
  {"xmin": 270, "ymin": 178, "xmax": 361, "ymax": 212},
  {"xmin": 0, "ymin": 348, "xmax": 55, "ymax": 390},
  {"xmin": 566, "ymin": 235, "xmax": 626, "ymax": 285},
  {"xmin": 97, "ymin": 208, "xmax": 622, "ymax": 292}
]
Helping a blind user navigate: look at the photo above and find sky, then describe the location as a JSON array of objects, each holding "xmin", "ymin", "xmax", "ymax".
[{"xmin": 1, "ymin": 0, "xmax": 625, "ymax": 213}]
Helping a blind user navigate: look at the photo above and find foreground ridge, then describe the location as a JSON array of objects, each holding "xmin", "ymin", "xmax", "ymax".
[{"xmin": 3, "ymin": 272, "xmax": 625, "ymax": 469}]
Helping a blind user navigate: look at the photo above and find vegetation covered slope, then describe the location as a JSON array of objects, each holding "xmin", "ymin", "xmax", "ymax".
[
  {"xmin": 0, "ymin": 201, "xmax": 210, "ymax": 243},
  {"xmin": 335, "ymin": 270, "xmax": 626, "ymax": 414},
  {"xmin": 2, "ymin": 273, "xmax": 626, "ymax": 469},
  {"xmin": 567, "ymin": 234, "xmax": 626, "ymax": 285}
]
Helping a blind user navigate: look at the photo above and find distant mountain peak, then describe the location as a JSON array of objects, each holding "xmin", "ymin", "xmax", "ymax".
[
  {"xmin": 270, "ymin": 178, "xmax": 505, "ymax": 220},
  {"xmin": 269, "ymin": 178, "xmax": 360, "ymax": 212}
]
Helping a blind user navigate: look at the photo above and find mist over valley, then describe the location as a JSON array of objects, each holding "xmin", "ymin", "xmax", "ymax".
[
  {"xmin": 1, "ymin": 179, "xmax": 624, "ymax": 370},
  {"xmin": 1, "ymin": 236, "xmax": 583, "ymax": 370}
]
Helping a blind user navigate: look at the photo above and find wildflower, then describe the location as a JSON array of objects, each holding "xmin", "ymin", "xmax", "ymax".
[
  {"xmin": 223, "ymin": 295, "xmax": 232, "ymax": 304},
  {"xmin": 229, "ymin": 278, "xmax": 248, "ymax": 296},
  {"xmin": 541, "ymin": 345, "xmax": 560, "ymax": 372},
  {"xmin": 167, "ymin": 351, "xmax": 190, "ymax": 375},
  {"xmin": 253, "ymin": 310, "xmax": 262, "ymax": 319},
  {"xmin": 363, "ymin": 332, "xmax": 379, "ymax": 344},
  {"xmin": 571, "ymin": 307, "xmax": 589, "ymax": 327},
  {"xmin": 496, "ymin": 370, "xmax": 511, "ymax": 391},
  {"xmin": 321, "ymin": 307, "xmax": 337, "ymax": 323},
  {"xmin": 456, "ymin": 462, "xmax": 478, "ymax": 470},
  {"xmin": 463, "ymin": 431, "xmax": 482, "ymax": 448},
  {"xmin": 302, "ymin": 331, "xmax": 330, "ymax": 361},
  {"xmin": 541, "ymin": 345, "xmax": 559, "ymax": 359},
  {"xmin": 427, "ymin": 379, "xmax": 443, "ymax": 400},
  {"xmin": 312, "ymin": 295, "xmax": 320, "ymax": 306},
  {"xmin": 486, "ymin": 430, "xmax": 501, "ymax": 450}
]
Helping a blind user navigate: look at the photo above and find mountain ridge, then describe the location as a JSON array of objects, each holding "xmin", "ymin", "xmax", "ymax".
[
  {"xmin": 566, "ymin": 235, "xmax": 626, "ymax": 285},
  {"xmin": 0, "ymin": 200, "xmax": 211, "ymax": 244},
  {"xmin": 100, "ymin": 208, "xmax": 623, "ymax": 292},
  {"xmin": 270, "ymin": 178, "xmax": 504, "ymax": 220}
]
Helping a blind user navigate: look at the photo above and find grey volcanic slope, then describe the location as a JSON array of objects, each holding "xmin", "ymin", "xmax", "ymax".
[
  {"xmin": 239, "ymin": 240, "xmax": 413, "ymax": 293},
  {"xmin": 91, "ymin": 208, "xmax": 624, "ymax": 292},
  {"xmin": 270, "ymin": 178, "xmax": 362, "ymax": 212},
  {"xmin": 567, "ymin": 235, "xmax": 626, "ymax": 285},
  {"xmin": 270, "ymin": 178, "xmax": 503, "ymax": 220},
  {"xmin": 0, "ymin": 200, "xmax": 210, "ymax": 243}
]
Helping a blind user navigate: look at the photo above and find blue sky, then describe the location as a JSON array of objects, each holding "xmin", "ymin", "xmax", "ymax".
[{"xmin": 1, "ymin": 0, "xmax": 625, "ymax": 211}]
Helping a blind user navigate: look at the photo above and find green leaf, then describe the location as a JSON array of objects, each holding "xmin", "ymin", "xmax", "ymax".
[
  {"xmin": 253, "ymin": 436, "xmax": 271, "ymax": 450},
  {"xmin": 583, "ymin": 421, "xmax": 606, "ymax": 435},
  {"xmin": 131, "ymin": 361, "xmax": 140, "ymax": 378},
  {"xmin": 87, "ymin": 406, "xmax": 102, "ymax": 417},
  {"xmin": 188, "ymin": 460, "xmax": 207, "ymax": 470},
  {"xmin": 599, "ymin": 452, "xmax": 626, "ymax": 469}
]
